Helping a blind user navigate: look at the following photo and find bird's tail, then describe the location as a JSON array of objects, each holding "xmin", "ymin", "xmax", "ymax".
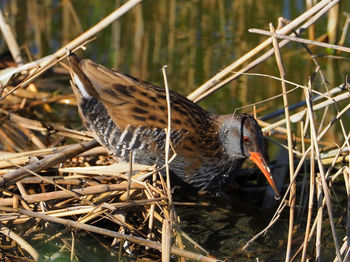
[{"xmin": 68, "ymin": 54, "xmax": 99, "ymax": 99}]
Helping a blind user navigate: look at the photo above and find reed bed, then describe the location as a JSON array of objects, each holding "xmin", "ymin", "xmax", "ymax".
[{"xmin": 0, "ymin": 0, "xmax": 349, "ymax": 261}]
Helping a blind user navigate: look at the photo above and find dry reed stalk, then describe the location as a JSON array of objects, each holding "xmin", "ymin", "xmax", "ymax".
[
  {"xmin": 0, "ymin": 147, "xmax": 60, "ymax": 164},
  {"xmin": 19, "ymin": 176, "xmax": 98, "ymax": 186},
  {"xmin": 304, "ymin": 82, "xmax": 342, "ymax": 261},
  {"xmin": 15, "ymin": 181, "xmax": 27, "ymax": 198},
  {"xmin": 338, "ymin": 12, "xmax": 350, "ymax": 47},
  {"xmin": 322, "ymin": 155, "xmax": 350, "ymax": 166},
  {"xmin": 161, "ymin": 65, "xmax": 174, "ymax": 262},
  {"xmin": 70, "ymin": 231, "xmax": 75, "ymax": 261},
  {"xmin": 297, "ymin": 124, "xmax": 307, "ymax": 214},
  {"xmin": 17, "ymin": 126, "xmax": 46, "ymax": 150},
  {"xmin": 0, "ymin": 10, "xmax": 23, "ymax": 65},
  {"xmin": 336, "ymin": 236, "xmax": 350, "ymax": 262},
  {"xmin": 270, "ymin": 23, "xmax": 296, "ymax": 261},
  {"xmin": 0, "ymin": 139, "xmax": 99, "ymax": 187},
  {"xmin": 249, "ymin": 28, "xmax": 350, "ymax": 53},
  {"xmin": 316, "ymin": 177, "xmax": 323, "ymax": 261},
  {"xmin": 327, "ymin": 2, "xmax": 340, "ymax": 44},
  {"xmin": 27, "ymin": 94, "xmax": 76, "ymax": 108},
  {"xmin": 301, "ymin": 135, "xmax": 315, "ymax": 262},
  {"xmin": 126, "ymin": 151, "xmax": 132, "ymax": 201},
  {"xmin": 172, "ymin": 223, "xmax": 209, "ymax": 255},
  {"xmin": 32, "ymin": 198, "xmax": 164, "ymax": 220},
  {"xmin": 0, "ymin": 54, "xmax": 55, "ymax": 89},
  {"xmin": 272, "ymin": 133, "xmax": 333, "ymax": 147},
  {"xmin": 306, "ymin": 0, "xmax": 316, "ymax": 40},
  {"xmin": 0, "ymin": 156, "xmax": 30, "ymax": 169},
  {"xmin": 162, "ymin": 218, "xmax": 171, "ymax": 262},
  {"xmin": 146, "ymin": 172, "xmax": 157, "ymax": 244},
  {"xmin": 344, "ymin": 168, "xmax": 350, "ymax": 260},
  {"xmin": 0, "ymin": 223, "xmax": 38, "ymax": 260},
  {"xmin": 78, "ymin": 207, "xmax": 110, "ymax": 225},
  {"xmin": 8, "ymin": 160, "xmax": 90, "ymax": 201},
  {"xmin": 1, "ymin": 179, "xmax": 151, "ymax": 207},
  {"xmin": 59, "ymin": 162, "xmax": 151, "ymax": 177}
]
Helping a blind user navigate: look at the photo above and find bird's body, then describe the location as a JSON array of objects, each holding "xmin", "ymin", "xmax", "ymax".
[{"xmin": 68, "ymin": 54, "xmax": 279, "ymax": 196}]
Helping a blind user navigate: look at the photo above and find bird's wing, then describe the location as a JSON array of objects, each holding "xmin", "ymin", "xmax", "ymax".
[
  {"xmin": 79, "ymin": 58, "xmax": 216, "ymax": 133},
  {"xmin": 69, "ymin": 55, "xmax": 221, "ymax": 164}
]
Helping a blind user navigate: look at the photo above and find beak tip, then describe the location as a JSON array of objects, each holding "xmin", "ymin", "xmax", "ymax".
[{"xmin": 249, "ymin": 151, "xmax": 280, "ymax": 200}]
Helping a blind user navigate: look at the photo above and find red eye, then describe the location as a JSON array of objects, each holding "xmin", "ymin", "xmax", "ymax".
[{"xmin": 243, "ymin": 136, "xmax": 250, "ymax": 144}]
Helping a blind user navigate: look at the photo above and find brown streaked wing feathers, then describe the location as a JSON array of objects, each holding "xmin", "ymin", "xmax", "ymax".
[
  {"xmin": 75, "ymin": 58, "xmax": 222, "ymax": 162},
  {"xmin": 79, "ymin": 59, "xmax": 212, "ymax": 131}
]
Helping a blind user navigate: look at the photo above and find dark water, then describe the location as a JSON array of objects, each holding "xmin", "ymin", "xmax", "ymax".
[{"xmin": 1, "ymin": 0, "xmax": 350, "ymax": 261}]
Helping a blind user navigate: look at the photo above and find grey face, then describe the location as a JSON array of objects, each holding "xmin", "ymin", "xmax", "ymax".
[{"xmin": 220, "ymin": 115, "xmax": 264, "ymax": 159}]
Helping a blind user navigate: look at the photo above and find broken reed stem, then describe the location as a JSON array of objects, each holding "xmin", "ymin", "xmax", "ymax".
[
  {"xmin": 304, "ymin": 82, "xmax": 342, "ymax": 261},
  {"xmin": 270, "ymin": 23, "xmax": 295, "ymax": 262},
  {"xmin": 15, "ymin": 209, "xmax": 219, "ymax": 262},
  {"xmin": 0, "ymin": 183, "xmax": 145, "ymax": 206},
  {"xmin": 162, "ymin": 65, "xmax": 173, "ymax": 262},
  {"xmin": 8, "ymin": 160, "xmax": 83, "ymax": 200},
  {"xmin": 0, "ymin": 139, "xmax": 99, "ymax": 187}
]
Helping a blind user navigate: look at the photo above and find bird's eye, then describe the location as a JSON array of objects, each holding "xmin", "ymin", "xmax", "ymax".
[{"xmin": 243, "ymin": 136, "xmax": 250, "ymax": 144}]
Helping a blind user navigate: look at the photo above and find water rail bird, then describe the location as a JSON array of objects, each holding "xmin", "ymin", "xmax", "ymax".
[{"xmin": 68, "ymin": 54, "xmax": 279, "ymax": 198}]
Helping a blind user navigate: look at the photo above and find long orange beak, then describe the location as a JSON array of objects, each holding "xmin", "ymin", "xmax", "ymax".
[{"xmin": 249, "ymin": 151, "xmax": 280, "ymax": 199}]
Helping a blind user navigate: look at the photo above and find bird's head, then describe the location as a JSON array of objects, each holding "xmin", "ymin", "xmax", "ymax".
[{"xmin": 217, "ymin": 114, "xmax": 280, "ymax": 199}]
